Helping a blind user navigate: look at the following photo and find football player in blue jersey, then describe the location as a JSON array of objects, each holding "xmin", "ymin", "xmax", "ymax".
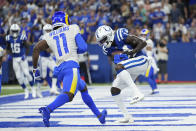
[
  {"xmin": 6, "ymin": 24, "xmax": 36, "ymax": 99},
  {"xmin": 95, "ymin": 25, "xmax": 149, "ymax": 123},
  {"xmin": 32, "ymin": 11, "xmax": 107, "ymax": 127},
  {"xmin": 140, "ymin": 29, "xmax": 159, "ymax": 95},
  {"xmin": 36, "ymin": 24, "xmax": 59, "ymax": 97}
]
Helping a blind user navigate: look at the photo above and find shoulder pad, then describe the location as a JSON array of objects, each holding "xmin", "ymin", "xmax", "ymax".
[{"xmin": 116, "ymin": 28, "xmax": 129, "ymax": 41}]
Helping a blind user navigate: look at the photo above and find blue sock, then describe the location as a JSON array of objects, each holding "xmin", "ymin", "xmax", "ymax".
[
  {"xmin": 29, "ymin": 80, "xmax": 34, "ymax": 86},
  {"xmin": 81, "ymin": 91, "xmax": 101, "ymax": 117},
  {"xmin": 21, "ymin": 83, "xmax": 26, "ymax": 89},
  {"xmin": 148, "ymin": 68, "xmax": 157, "ymax": 90},
  {"xmin": 47, "ymin": 93, "xmax": 70, "ymax": 112}
]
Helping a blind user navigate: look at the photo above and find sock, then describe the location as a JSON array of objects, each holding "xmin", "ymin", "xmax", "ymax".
[
  {"xmin": 81, "ymin": 91, "xmax": 101, "ymax": 117},
  {"xmin": 51, "ymin": 78, "xmax": 57, "ymax": 89},
  {"xmin": 113, "ymin": 94, "xmax": 131, "ymax": 119},
  {"xmin": 21, "ymin": 83, "xmax": 26, "ymax": 89},
  {"xmin": 47, "ymin": 93, "xmax": 70, "ymax": 112},
  {"xmin": 29, "ymin": 80, "xmax": 34, "ymax": 87},
  {"xmin": 118, "ymin": 70, "xmax": 142, "ymax": 96},
  {"xmin": 148, "ymin": 68, "xmax": 158, "ymax": 90},
  {"xmin": 46, "ymin": 76, "xmax": 52, "ymax": 88}
]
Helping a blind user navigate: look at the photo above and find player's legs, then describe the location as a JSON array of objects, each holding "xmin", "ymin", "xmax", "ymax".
[
  {"xmin": 39, "ymin": 68, "xmax": 80, "ymax": 127},
  {"xmin": 111, "ymin": 70, "xmax": 134, "ymax": 123},
  {"xmin": 20, "ymin": 59, "xmax": 36, "ymax": 98},
  {"xmin": 79, "ymin": 79, "xmax": 107, "ymax": 124},
  {"xmin": 47, "ymin": 59, "xmax": 59, "ymax": 94},
  {"xmin": 13, "ymin": 59, "xmax": 29, "ymax": 99},
  {"xmin": 145, "ymin": 66, "xmax": 159, "ymax": 94}
]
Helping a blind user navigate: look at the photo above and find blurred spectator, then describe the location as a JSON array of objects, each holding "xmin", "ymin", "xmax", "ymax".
[
  {"xmin": 170, "ymin": 3, "xmax": 181, "ymax": 23},
  {"xmin": 176, "ymin": 0, "xmax": 188, "ymax": 19},
  {"xmin": 161, "ymin": 0, "xmax": 171, "ymax": 23},
  {"xmin": 130, "ymin": 0, "xmax": 139, "ymax": 14},
  {"xmin": 157, "ymin": 38, "xmax": 168, "ymax": 83},
  {"xmin": 120, "ymin": 0, "xmax": 130, "ymax": 21},
  {"xmin": 152, "ymin": 6, "xmax": 165, "ymax": 24},
  {"xmin": 178, "ymin": 17, "xmax": 189, "ymax": 42},
  {"xmin": 153, "ymin": 22, "xmax": 165, "ymax": 43},
  {"xmin": 132, "ymin": 10, "xmax": 143, "ymax": 27},
  {"xmin": 79, "ymin": 20, "xmax": 90, "ymax": 43},
  {"xmin": 188, "ymin": 18, "xmax": 196, "ymax": 42},
  {"xmin": 150, "ymin": 0, "xmax": 162, "ymax": 10}
]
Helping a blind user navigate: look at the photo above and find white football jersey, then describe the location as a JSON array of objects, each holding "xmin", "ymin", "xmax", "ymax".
[{"xmin": 42, "ymin": 24, "xmax": 80, "ymax": 66}]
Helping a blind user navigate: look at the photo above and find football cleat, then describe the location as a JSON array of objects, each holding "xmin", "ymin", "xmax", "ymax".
[
  {"xmin": 39, "ymin": 107, "xmax": 50, "ymax": 127},
  {"xmin": 115, "ymin": 117, "xmax": 134, "ymax": 123},
  {"xmin": 98, "ymin": 109, "xmax": 107, "ymax": 124},
  {"xmin": 130, "ymin": 94, "xmax": 144, "ymax": 104},
  {"xmin": 151, "ymin": 89, "xmax": 159, "ymax": 95},
  {"xmin": 50, "ymin": 88, "xmax": 60, "ymax": 95}
]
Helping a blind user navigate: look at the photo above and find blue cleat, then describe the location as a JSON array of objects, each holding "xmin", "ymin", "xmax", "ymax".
[
  {"xmin": 39, "ymin": 107, "xmax": 50, "ymax": 127},
  {"xmin": 151, "ymin": 89, "xmax": 159, "ymax": 95},
  {"xmin": 98, "ymin": 109, "xmax": 107, "ymax": 124}
]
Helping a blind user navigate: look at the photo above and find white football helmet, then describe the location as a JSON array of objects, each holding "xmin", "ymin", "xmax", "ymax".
[
  {"xmin": 95, "ymin": 25, "xmax": 114, "ymax": 48},
  {"xmin": 43, "ymin": 24, "xmax": 53, "ymax": 34},
  {"xmin": 10, "ymin": 24, "xmax": 20, "ymax": 38}
]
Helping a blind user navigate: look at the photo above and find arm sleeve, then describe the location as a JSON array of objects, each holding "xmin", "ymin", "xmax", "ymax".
[{"xmin": 75, "ymin": 33, "xmax": 87, "ymax": 54}]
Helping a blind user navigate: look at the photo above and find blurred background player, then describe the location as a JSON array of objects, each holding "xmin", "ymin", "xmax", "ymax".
[
  {"xmin": 140, "ymin": 29, "xmax": 159, "ymax": 94},
  {"xmin": 36, "ymin": 24, "xmax": 59, "ymax": 97},
  {"xmin": 0, "ymin": 47, "xmax": 5, "ymax": 94},
  {"xmin": 78, "ymin": 52, "xmax": 92, "ymax": 85},
  {"xmin": 32, "ymin": 11, "xmax": 107, "ymax": 127},
  {"xmin": 95, "ymin": 25, "xmax": 148, "ymax": 123},
  {"xmin": 6, "ymin": 24, "xmax": 36, "ymax": 99}
]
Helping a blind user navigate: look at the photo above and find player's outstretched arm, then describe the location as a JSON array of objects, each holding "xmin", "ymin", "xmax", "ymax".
[
  {"xmin": 32, "ymin": 40, "xmax": 49, "ymax": 68},
  {"xmin": 75, "ymin": 33, "xmax": 87, "ymax": 54},
  {"xmin": 124, "ymin": 35, "xmax": 147, "ymax": 55}
]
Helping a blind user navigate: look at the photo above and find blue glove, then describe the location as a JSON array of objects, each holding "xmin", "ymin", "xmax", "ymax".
[
  {"xmin": 33, "ymin": 67, "xmax": 41, "ymax": 81},
  {"xmin": 21, "ymin": 55, "xmax": 26, "ymax": 61}
]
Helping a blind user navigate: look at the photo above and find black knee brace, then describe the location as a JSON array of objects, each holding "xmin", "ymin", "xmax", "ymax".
[
  {"xmin": 64, "ymin": 92, "xmax": 74, "ymax": 102},
  {"xmin": 111, "ymin": 87, "xmax": 121, "ymax": 96}
]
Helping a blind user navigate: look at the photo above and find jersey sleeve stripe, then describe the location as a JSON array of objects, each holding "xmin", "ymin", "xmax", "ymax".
[
  {"xmin": 119, "ymin": 29, "xmax": 124, "ymax": 40},
  {"xmin": 116, "ymin": 29, "xmax": 121, "ymax": 41}
]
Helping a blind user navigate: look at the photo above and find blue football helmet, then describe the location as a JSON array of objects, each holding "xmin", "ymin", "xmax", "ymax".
[{"xmin": 52, "ymin": 11, "xmax": 71, "ymax": 28}]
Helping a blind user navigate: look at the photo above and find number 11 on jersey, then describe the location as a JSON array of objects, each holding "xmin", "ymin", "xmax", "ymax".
[{"xmin": 53, "ymin": 33, "xmax": 69, "ymax": 56}]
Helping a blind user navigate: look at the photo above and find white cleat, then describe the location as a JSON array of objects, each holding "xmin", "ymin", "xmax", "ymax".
[
  {"xmin": 36, "ymin": 88, "xmax": 43, "ymax": 98},
  {"xmin": 115, "ymin": 118, "xmax": 134, "ymax": 123},
  {"xmin": 50, "ymin": 88, "xmax": 60, "ymax": 95},
  {"xmin": 130, "ymin": 94, "xmax": 144, "ymax": 104},
  {"xmin": 24, "ymin": 88, "xmax": 29, "ymax": 99},
  {"xmin": 32, "ymin": 87, "xmax": 37, "ymax": 98}
]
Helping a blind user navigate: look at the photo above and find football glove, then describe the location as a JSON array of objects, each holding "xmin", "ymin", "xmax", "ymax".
[
  {"xmin": 21, "ymin": 55, "xmax": 26, "ymax": 61},
  {"xmin": 123, "ymin": 50, "xmax": 134, "ymax": 58},
  {"xmin": 33, "ymin": 67, "xmax": 41, "ymax": 81}
]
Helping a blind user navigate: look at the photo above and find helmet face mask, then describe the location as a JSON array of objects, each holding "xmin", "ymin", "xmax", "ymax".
[
  {"xmin": 10, "ymin": 24, "xmax": 20, "ymax": 38},
  {"xmin": 95, "ymin": 25, "xmax": 114, "ymax": 48},
  {"xmin": 43, "ymin": 24, "xmax": 53, "ymax": 34}
]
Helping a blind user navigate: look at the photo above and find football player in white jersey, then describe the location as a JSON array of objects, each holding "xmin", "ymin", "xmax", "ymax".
[
  {"xmin": 95, "ymin": 25, "xmax": 149, "ymax": 123},
  {"xmin": 32, "ymin": 11, "xmax": 107, "ymax": 127},
  {"xmin": 6, "ymin": 24, "xmax": 36, "ymax": 99},
  {"xmin": 140, "ymin": 29, "xmax": 159, "ymax": 94},
  {"xmin": 36, "ymin": 24, "xmax": 59, "ymax": 98}
]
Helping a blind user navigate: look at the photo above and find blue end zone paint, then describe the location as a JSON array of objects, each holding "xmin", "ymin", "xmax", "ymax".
[
  {"xmin": 0, "ymin": 91, "xmax": 51, "ymax": 105},
  {"xmin": 2, "ymin": 106, "xmax": 196, "ymax": 110},
  {"xmin": 17, "ymin": 113, "xmax": 195, "ymax": 119},
  {"xmin": 0, "ymin": 121, "xmax": 196, "ymax": 128}
]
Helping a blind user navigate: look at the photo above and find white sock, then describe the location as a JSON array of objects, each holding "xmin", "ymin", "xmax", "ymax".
[
  {"xmin": 52, "ymin": 78, "xmax": 57, "ymax": 89},
  {"xmin": 113, "ymin": 94, "xmax": 131, "ymax": 119},
  {"xmin": 118, "ymin": 70, "xmax": 142, "ymax": 96}
]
